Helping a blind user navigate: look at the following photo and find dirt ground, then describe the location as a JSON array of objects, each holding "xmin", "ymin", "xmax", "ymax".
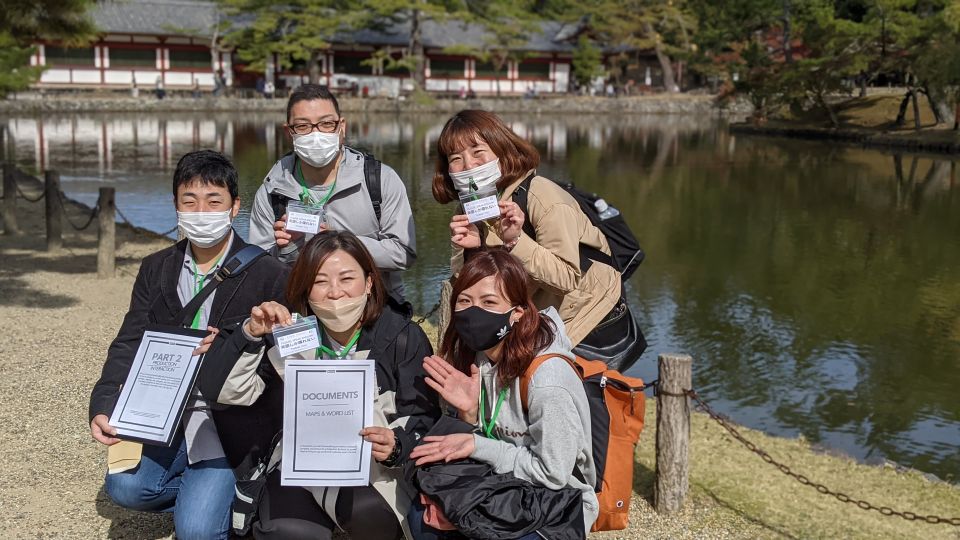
[{"xmin": 1, "ymin": 182, "xmax": 957, "ymax": 539}]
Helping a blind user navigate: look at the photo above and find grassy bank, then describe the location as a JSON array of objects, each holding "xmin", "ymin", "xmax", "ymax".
[
  {"xmin": 732, "ymin": 94, "xmax": 960, "ymax": 154},
  {"xmin": 0, "ymin": 187, "xmax": 958, "ymax": 538}
]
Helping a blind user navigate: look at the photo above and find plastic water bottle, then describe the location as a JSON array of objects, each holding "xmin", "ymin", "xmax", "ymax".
[{"xmin": 594, "ymin": 198, "xmax": 620, "ymax": 220}]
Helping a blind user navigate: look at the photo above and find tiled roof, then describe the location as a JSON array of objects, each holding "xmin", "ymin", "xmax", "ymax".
[
  {"xmin": 90, "ymin": 1, "xmax": 576, "ymax": 52},
  {"xmin": 92, "ymin": 0, "xmax": 219, "ymax": 37},
  {"xmin": 343, "ymin": 19, "xmax": 575, "ymax": 53}
]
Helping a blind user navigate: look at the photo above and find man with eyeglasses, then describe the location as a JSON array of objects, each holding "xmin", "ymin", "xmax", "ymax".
[{"xmin": 248, "ymin": 84, "xmax": 416, "ymax": 301}]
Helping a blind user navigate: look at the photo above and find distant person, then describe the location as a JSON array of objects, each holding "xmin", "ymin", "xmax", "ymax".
[
  {"xmin": 192, "ymin": 79, "xmax": 201, "ymax": 99},
  {"xmin": 264, "ymin": 80, "xmax": 275, "ymax": 99},
  {"xmin": 88, "ymin": 150, "xmax": 289, "ymax": 540},
  {"xmin": 130, "ymin": 80, "xmax": 139, "ymax": 98},
  {"xmin": 247, "ymin": 83, "xmax": 416, "ymax": 301},
  {"xmin": 256, "ymin": 76, "xmax": 266, "ymax": 98},
  {"xmin": 459, "ymin": 86, "xmax": 466, "ymax": 99},
  {"xmin": 155, "ymin": 76, "xmax": 165, "ymax": 100},
  {"xmin": 466, "ymin": 88, "xmax": 476, "ymax": 100}
]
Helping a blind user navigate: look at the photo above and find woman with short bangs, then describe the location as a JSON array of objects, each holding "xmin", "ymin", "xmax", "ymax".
[
  {"xmin": 432, "ymin": 109, "xmax": 643, "ymax": 368},
  {"xmin": 409, "ymin": 249, "xmax": 598, "ymax": 536},
  {"xmin": 198, "ymin": 231, "xmax": 439, "ymax": 540}
]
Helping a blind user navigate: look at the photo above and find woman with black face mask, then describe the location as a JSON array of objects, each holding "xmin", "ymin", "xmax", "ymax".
[{"xmin": 408, "ymin": 249, "xmax": 599, "ymax": 538}]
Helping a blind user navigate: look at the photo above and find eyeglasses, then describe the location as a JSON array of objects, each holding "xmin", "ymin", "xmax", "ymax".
[{"xmin": 288, "ymin": 118, "xmax": 341, "ymax": 135}]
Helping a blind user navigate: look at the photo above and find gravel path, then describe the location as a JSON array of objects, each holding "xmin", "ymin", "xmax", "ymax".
[{"xmin": 0, "ymin": 190, "xmax": 760, "ymax": 539}]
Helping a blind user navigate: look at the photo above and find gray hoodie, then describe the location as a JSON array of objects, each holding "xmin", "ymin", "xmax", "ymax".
[
  {"xmin": 469, "ymin": 307, "xmax": 599, "ymax": 533},
  {"xmin": 248, "ymin": 147, "xmax": 416, "ymax": 297}
]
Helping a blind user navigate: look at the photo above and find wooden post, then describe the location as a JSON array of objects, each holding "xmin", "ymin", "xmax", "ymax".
[
  {"xmin": 45, "ymin": 170, "xmax": 62, "ymax": 251},
  {"xmin": 437, "ymin": 279, "xmax": 453, "ymax": 343},
  {"xmin": 97, "ymin": 187, "xmax": 115, "ymax": 279},
  {"xmin": 655, "ymin": 353, "xmax": 692, "ymax": 513},
  {"xmin": 2, "ymin": 163, "xmax": 17, "ymax": 235}
]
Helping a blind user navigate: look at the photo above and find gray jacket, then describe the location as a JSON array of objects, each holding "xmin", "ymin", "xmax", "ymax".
[
  {"xmin": 469, "ymin": 307, "xmax": 599, "ymax": 533},
  {"xmin": 248, "ymin": 147, "xmax": 416, "ymax": 297}
]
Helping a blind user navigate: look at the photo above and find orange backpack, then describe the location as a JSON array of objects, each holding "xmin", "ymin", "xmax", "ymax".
[{"xmin": 520, "ymin": 354, "xmax": 646, "ymax": 532}]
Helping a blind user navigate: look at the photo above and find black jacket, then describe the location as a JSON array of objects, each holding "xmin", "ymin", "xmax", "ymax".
[
  {"xmin": 414, "ymin": 417, "xmax": 586, "ymax": 540},
  {"xmin": 88, "ymin": 233, "xmax": 289, "ymax": 429},
  {"xmin": 198, "ymin": 301, "xmax": 441, "ymax": 469}
]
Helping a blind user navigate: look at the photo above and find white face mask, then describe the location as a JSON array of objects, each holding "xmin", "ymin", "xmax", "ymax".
[
  {"xmin": 448, "ymin": 158, "xmax": 501, "ymax": 194},
  {"xmin": 309, "ymin": 293, "xmax": 367, "ymax": 333},
  {"xmin": 293, "ymin": 131, "xmax": 341, "ymax": 168},
  {"xmin": 177, "ymin": 210, "xmax": 232, "ymax": 248}
]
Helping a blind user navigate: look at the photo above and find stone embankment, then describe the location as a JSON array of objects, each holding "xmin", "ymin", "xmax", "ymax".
[
  {"xmin": 0, "ymin": 93, "xmax": 750, "ymax": 116},
  {"xmin": 731, "ymin": 122, "xmax": 960, "ymax": 154}
]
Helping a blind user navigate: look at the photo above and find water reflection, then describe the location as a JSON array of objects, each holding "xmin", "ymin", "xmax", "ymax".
[{"xmin": 1, "ymin": 112, "xmax": 957, "ymax": 482}]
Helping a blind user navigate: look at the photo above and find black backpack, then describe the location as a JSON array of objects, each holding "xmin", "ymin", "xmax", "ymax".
[
  {"xmin": 269, "ymin": 151, "xmax": 383, "ymax": 224},
  {"xmin": 512, "ymin": 174, "xmax": 644, "ymax": 281}
]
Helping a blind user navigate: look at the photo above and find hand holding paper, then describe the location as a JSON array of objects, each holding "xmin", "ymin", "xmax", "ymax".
[
  {"xmin": 90, "ymin": 414, "xmax": 121, "ymax": 446},
  {"xmin": 360, "ymin": 426, "xmax": 396, "ymax": 462},
  {"xmin": 192, "ymin": 326, "xmax": 220, "ymax": 355},
  {"xmin": 496, "ymin": 200, "xmax": 525, "ymax": 245},
  {"xmin": 245, "ymin": 301, "xmax": 293, "ymax": 338},
  {"xmin": 274, "ymin": 213, "xmax": 305, "ymax": 248},
  {"xmin": 449, "ymin": 214, "xmax": 481, "ymax": 249}
]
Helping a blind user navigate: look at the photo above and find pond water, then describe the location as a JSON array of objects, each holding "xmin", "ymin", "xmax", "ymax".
[{"xmin": 2, "ymin": 111, "xmax": 958, "ymax": 482}]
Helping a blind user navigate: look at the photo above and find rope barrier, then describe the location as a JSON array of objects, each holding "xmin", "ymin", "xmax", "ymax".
[
  {"xmin": 674, "ymin": 386, "xmax": 960, "ymax": 527},
  {"xmin": 56, "ymin": 190, "xmax": 99, "ymax": 231},
  {"xmin": 117, "ymin": 207, "xmax": 178, "ymax": 237},
  {"xmin": 15, "ymin": 183, "xmax": 45, "ymax": 203},
  {"xmin": 415, "ymin": 300, "xmax": 442, "ymax": 324}
]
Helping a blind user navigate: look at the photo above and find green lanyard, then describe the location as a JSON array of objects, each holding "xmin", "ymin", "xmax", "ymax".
[
  {"xmin": 479, "ymin": 385, "xmax": 508, "ymax": 439},
  {"xmin": 189, "ymin": 253, "xmax": 225, "ymax": 330},
  {"xmin": 295, "ymin": 158, "xmax": 336, "ymax": 207},
  {"xmin": 315, "ymin": 329, "xmax": 361, "ymax": 359}
]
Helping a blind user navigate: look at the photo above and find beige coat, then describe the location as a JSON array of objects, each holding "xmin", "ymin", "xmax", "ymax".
[{"xmin": 453, "ymin": 173, "xmax": 621, "ymax": 344}]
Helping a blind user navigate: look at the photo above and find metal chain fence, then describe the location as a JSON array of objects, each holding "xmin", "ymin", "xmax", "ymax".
[
  {"xmin": 677, "ymin": 386, "xmax": 960, "ymax": 527},
  {"xmin": 56, "ymin": 190, "xmax": 99, "ymax": 231},
  {"xmin": 15, "ymin": 183, "xmax": 46, "ymax": 203},
  {"xmin": 415, "ymin": 300, "xmax": 442, "ymax": 325}
]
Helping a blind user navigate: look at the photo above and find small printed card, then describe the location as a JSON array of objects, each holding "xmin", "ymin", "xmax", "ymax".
[
  {"xmin": 286, "ymin": 202, "xmax": 325, "ymax": 234},
  {"xmin": 273, "ymin": 315, "xmax": 321, "ymax": 358},
  {"xmin": 459, "ymin": 185, "xmax": 500, "ymax": 224}
]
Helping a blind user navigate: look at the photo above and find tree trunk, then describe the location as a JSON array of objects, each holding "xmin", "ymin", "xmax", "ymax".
[
  {"xmin": 309, "ymin": 51, "xmax": 321, "ymax": 85},
  {"xmin": 409, "ymin": 8, "xmax": 425, "ymax": 89},
  {"xmin": 210, "ymin": 10, "xmax": 221, "ymax": 78},
  {"xmin": 923, "ymin": 86, "xmax": 952, "ymax": 125},
  {"xmin": 645, "ymin": 23, "xmax": 678, "ymax": 93},
  {"xmin": 954, "ymin": 101, "xmax": 960, "ymax": 131},
  {"xmin": 895, "ymin": 90, "xmax": 911, "ymax": 127},
  {"xmin": 911, "ymin": 89, "xmax": 921, "ymax": 131},
  {"xmin": 819, "ymin": 92, "xmax": 839, "ymax": 128},
  {"xmin": 782, "ymin": 0, "xmax": 793, "ymax": 64}
]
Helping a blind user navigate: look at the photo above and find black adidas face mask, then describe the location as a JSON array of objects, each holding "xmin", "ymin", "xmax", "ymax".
[{"xmin": 452, "ymin": 306, "xmax": 515, "ymax": 352}]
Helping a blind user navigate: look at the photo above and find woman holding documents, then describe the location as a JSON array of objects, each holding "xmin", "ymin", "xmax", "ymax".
[
  {"xmin": 409, "ymin": 249, "xmax": 598, "ymax": 537},
  {"xmin": 432, "ymin": 110, "xmax": 644, "ymax": 372},
  {"xmin": 199, "ymin": 231, "xmax": 439, "ymax": 540}
]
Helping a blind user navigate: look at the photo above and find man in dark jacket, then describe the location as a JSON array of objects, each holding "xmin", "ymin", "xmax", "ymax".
[{"xmin": 88, "ymin": 150, "xmax": 289, "ymax": 540}]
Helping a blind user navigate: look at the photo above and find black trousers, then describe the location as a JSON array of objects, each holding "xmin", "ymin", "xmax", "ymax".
[{"xmin": 253, "ymin": 470, "xmax": 402, "ymax": 540}]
